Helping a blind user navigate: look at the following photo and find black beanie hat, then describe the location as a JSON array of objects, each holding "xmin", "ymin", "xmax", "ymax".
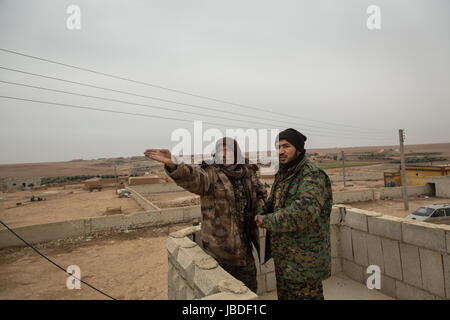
[{"xmin": 276, "ymin": 128, "xmax": 307, "ymax": 152}]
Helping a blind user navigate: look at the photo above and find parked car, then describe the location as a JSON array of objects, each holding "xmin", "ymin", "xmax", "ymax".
[{"xmin": 406, "ymin": 204, "xmax": 450, "ymax": 223}]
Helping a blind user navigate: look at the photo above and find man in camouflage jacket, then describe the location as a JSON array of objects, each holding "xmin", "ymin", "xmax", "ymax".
[
  {"xmin": 145, "ymin": 137, "xmax": 267, "ymax": 292},
  {"xmin": 255, "ymin": 128, "xmax": 332, "ymax": 300}
]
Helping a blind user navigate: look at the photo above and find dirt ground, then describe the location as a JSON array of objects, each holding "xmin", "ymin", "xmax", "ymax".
[
  {"xmin": 0, "ymin": 186, "xmax": 143, "ymax": 229},
  {"xmin": 0, "ymin": 223, "xmax": 191, "ymax": 300},
  {"xmin": 346, "ymin": 196, "xmax": 450, "ymax": 218}
]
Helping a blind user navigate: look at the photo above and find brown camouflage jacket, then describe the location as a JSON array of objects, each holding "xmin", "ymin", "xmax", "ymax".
[
  {"xmin": 165, "ymin": 162, "xmax": 267, "ymax": 266},
  {"xmin": 261, "ymin": 156, "xmax": 333, "ymax": 282}
]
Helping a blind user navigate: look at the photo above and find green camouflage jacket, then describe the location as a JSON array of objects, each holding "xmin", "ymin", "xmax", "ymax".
[
  {"xmin": 165, "ymin": 162, "xmax": 267, "ymax": 266},
  {"xmin": 261, "ymin": 156, "xmax": 332, "ymax": 282}
]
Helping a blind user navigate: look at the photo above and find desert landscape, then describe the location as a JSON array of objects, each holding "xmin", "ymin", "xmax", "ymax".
[{"xmin": 1, "ymin": 142, "xmax": 450, "ymax": 300}]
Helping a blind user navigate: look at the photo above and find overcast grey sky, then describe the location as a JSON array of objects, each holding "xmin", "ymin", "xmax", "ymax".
[{"xmin": 0, "ymin": 0, "xmax": 449, "ymax": 164}]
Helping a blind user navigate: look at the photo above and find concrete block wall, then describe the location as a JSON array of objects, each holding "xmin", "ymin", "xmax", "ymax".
[
  {"xmin": 167, "ymin": 225, "xmax": 258, "ymax": 300},
  {"xmin": 333, "ymin": 185, "xmax": 430, "ymax": 204},
  {"xmin": 339, "ymin": 206, "xmax": 450, "ymax": 300},
  {"xmin": 128, "ymin": 183, "xmax": 185, "ymax": 194},
  {"xmin": 167, "ymin": 205, "xmax": 346, "ymax": 299},
  {"xmin": 126, "ymin": 187, "xmax": 161, "ymax": 211},
  {"xmin": 0, "ymin": 203, "xmax": 202, "ymax": 249}
]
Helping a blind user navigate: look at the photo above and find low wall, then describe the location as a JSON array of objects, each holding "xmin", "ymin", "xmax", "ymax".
[
  {"xmin": 126, "ymin": 187, "xmax": 160, "ymax": 211},
  {"xmin": 333, "ymin": 185, "xmax": 430, "ymax": 204},
  {"xmin": 167, "ymin": 206, "xmax": 343, "ymax": 299},
  {"xmin": 128, "ymin": 183, "xmax": 184, "ymax": 194},
  {"xmin": 337, "ymin": 205, "xmax": 450, "ymax": 299},
  {"xmin": 167, "ymin": 226, "xmax": 258, "ymax": 300},
  {"xmin": 0, "ymin": 202, "xmax": 201, "ymax": 249}
]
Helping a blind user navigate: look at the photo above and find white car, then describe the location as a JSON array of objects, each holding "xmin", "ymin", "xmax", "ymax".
[{"xmin": 406, "ymin": 204, "xmax": 450, "ymax": 222}]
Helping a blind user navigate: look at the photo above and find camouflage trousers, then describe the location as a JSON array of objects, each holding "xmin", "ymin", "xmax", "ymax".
[
  {"xmin": 220, "ymin": 251, "xmax": 257, "ymax": 293},
  {"xmin": 276, "ymin": 277, "xmax": 324, "ymax": 300}
]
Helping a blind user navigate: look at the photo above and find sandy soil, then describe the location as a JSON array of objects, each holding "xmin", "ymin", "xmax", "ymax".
[
  {"xmin": 0, "ymin": 187, "xmax": 143, "ymax": 229},
  {"xmin": 346, "ymin": 196, "xmax": 450, "ymax": 218},
  {"xmin": 0, "ymin": 223, "xmax": 191, "ymax": 300}
]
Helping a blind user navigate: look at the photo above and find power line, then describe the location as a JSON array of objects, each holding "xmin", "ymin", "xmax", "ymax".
[
  {"xmin": 0, "ymin": 47, "xmax": 388, "ymax": 133},
  {"xmin": 0, "ymin": 95, "xmax": 392, "ymax": 141},
  {"xmin": 0, "ymin": 79, "xmax": 392, "ymax": 139},
  {"xmin": 0, "ymin": 79, "xmax": 284, "ymax": 129},
  {"xmin": 0, "ymin": 95, "xmax": 263, "ymax": 129},
  {"xmin": 0, "ymin": 219, "xmax": 116, "ymax": 300},
  {"xmin": 0, "ymin": 66, "xmax": 392, "ymax": 137}
]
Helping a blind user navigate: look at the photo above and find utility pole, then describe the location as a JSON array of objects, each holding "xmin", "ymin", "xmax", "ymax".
[
  {"xmin": 341, "ymin": 151, "xmax": 347, "ymax": 187},
  {"xmin": 399, "ymin": 129, "xmax": 409, "ymax": 211},
  {"xmin": 114, "ymin": 162, "xmax": 119, "ymax": 193}
]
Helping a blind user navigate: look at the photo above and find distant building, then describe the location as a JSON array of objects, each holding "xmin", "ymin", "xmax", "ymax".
[
  {"xmin": 130, "ymin": 166, "xmax": 153, "ymax": 176},
  {"xmin": 384, "ymin": 164, "xmax": 450, "ymax": 187}
]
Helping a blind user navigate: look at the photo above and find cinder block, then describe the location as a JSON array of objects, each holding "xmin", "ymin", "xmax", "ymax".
[
  {"xmin": 186, "ymin": 285, "xmax": 195, "ymax": 300},
  {"xmin": 169, "ymin": 272, "xmax": 181, "ymax": 300},
  {"xmin": 381, "ymin": 238, "xmax": 402, "ymax": 281},
  {"xmin": 443, "ymin": 255, "xmax": 450, "ymax": 299},
  {"xmin": 259, "ymin": 236, "xmax": 266, "ymax": 263},
  {"xmin": 257, "ymin": 274, "xmax": 266, "ymax": 295},
  {"xmin": 169, "ymin": 225, "xmax": 200, "ymax": 238},
  {"xmin": 399, "ymin": 244, "xmax": 422, "ymax": 288},
  {"xmin": 266, "ymin": 272, "xmax": 277, "ymax": 292},
  {"xmin": 366, "ymin": 234, "xmax": 385, "ymax": 274},
  {"xmin": 261, "ymin": 258, "xmax": 275, "ymax": 274},
  {"xmin": 177, "ymin": 278, "xmax": 188, "ymax": 299},
  {"xmin": 368, "ymin": 215, "xmax": 403, "ymax": 241},
  {"xmin": 343, "ymin": 208, "xmax": 368, "ymax": 232},
  {"xmin": 342, "ymin": 259, "xmax": 364, "ymax": 283},
  {"xmin": 176, "ymin": 247, "xmax": 196, "ymax": 282},
  {"xmin": 166, "ymin": 236, "xmax": 181, "ymax": 261},
  {"xmin": 124, "ymin": 212, "xmax": 153, "ymax": 228},
  {"xmin": 252, "ymin": 246, "xmax": 261, "ymax": 275},
  {"xmin": 331, "ymin": 257, "xmax": 342, "ymax": 275},
  {"xmin": 402, "ymin": 220, "xmax": 446, "ymax": 253},
  {"xmin": 339, "ymin": 226, "xmax": 353, "ymax": 261},
  {"xmin": 330, "ymin": 225, "xmax": 340, "ymax": 258},
  {"xmin": 201, "ymin": 291, "xmax": 258, "ymax": 300},
  {"xmin": 89, "ymin": 214, "xmax": 126, "ymax": 233},
  {"xmin": 419, "ymin": 248, "xmax": 445, "ymax": 298},
  {"xmin": 193, "ymin": 265, "xmax": 234, "ymax": 297},
  {"xmin": 380, "ymin": 274, "xmax": 396, "ymax": 299},
  {"xmin": 396, "ymin": 281, "xmax": 435, "ymax": 300},
  {"xmin": 183, "ymin": 205, "xmax": 201, "ymax": 220},
  {"xmin": 330, "ymin": 206, "xmax": 342, "ymax": 225},
  {"xmin": 161, "ymin": 207, "xmax": 184, "ymax": 224},
  {"xmin": 352, "ymin": 229, "xmax": 369, "ymax": 266}
]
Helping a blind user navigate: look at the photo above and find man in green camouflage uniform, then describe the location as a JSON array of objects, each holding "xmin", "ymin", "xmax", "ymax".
[
  {"xmin": 255, "ymin": 128, "xmax": 332, "ymax": 300},
  {"xmin": 145, "ymin": 138, "xmax": 266, "ymax": 293}
]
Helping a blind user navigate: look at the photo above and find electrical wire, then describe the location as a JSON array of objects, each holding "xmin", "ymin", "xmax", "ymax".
[
  {"xmin": 0, "ymin": 47, "xmax": 389, "ymax": 133},
  {"xmin": 0, "ymin": 219, "xmax": 116, "ymax": 300}
]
